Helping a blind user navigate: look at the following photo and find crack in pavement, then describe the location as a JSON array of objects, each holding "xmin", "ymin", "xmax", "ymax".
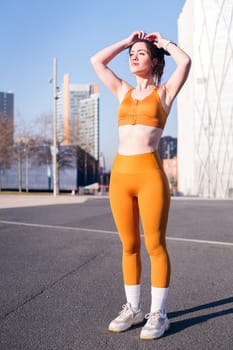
[{"xmin": 0, "ymin": 254, "xmax": 99, "ymax": 323}]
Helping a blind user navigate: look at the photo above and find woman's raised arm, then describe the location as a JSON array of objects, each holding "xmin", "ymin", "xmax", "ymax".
[
  {"xmin": 146, "ymin": 32, "xmax": 191, "ymax": 109},
  {"xmin": 90, "ymin": 31, "xmax": 147, "ymax": 99}
]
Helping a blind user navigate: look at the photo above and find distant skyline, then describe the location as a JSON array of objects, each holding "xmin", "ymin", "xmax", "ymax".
[{"xmin": 0, "ymin": 0, "xmax": 186, "ymax": 170}]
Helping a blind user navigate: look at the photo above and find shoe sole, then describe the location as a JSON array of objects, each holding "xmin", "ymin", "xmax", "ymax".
[{"xmin": 140, "ymin": 320, "xmax": 170, "ymax": 340}]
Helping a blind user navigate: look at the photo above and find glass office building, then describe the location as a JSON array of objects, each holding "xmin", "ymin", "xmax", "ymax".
[{"xmin": 178, "ymin": 0, "xmax": 233, "ymax": 198}]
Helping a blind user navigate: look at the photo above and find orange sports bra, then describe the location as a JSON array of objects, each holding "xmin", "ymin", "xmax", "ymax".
[{"xmin": 118, "ymin": 88, "xmax": 167, "ymax": 129}]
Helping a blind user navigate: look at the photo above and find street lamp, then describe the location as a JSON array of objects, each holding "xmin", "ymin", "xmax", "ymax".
[{"xmin": 52, "ymin": 57, "xmax": 59, "ymax": 196}]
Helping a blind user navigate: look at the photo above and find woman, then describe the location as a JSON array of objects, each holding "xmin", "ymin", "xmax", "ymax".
[{"xmin": 91, "ymin": 31, "xmax": 191, "ymax": 340}]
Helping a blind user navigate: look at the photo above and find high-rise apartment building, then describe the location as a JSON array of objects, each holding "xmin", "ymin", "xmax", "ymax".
[
  {"xmin": 0, "ymin": 91, "xmax": 14, "ymax": 121},
  {"xmin": 178, "ymin": 0, "xmax": 233, "ymax": 198},
  {"xmin": 57, "ymin": 75, "xmax": 100, "ymax": 160},
  {"xmin": 0, "ymin": 91, "xmax": 14, "ymax": 144}
]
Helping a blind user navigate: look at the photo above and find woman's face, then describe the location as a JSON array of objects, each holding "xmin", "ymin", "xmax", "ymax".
[{"xmin": 129, "ymin": 42, "xmax": 153, "ymax": 76}]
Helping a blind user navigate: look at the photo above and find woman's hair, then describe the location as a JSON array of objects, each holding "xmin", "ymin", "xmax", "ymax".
[{"xmin": 129, "ymin": 39, "xmax": 166, "ymax": 85}]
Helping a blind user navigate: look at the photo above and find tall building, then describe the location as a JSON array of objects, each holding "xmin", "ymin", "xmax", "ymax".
[
  {"xmin": 158, "ymin": 136, "xmax": 178, "ymax": 195},
  {"xmin": 0, "ymin": 91, "xmax": 14, "ymax": 120},
  {"xmin": 78, "ymin": 94, "xmax": 99, "ymax": 160},
  {"xmin": 57, "ymin": 75, "xmax": 100, "ymax": 160},
  {"xmin": 0, "ymin": 91, "xmax": 14, "ymax": 144},
  {"xmin": 178, "ymin": 0, "xmax": 233, "ymax": 198},
  {"xmin": 158, "ymin": 136, "xmax": 177, "ymax": 160}
]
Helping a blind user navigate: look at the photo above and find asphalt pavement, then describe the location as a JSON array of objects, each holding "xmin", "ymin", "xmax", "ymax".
[{"xmin": 0, "ymin": 194, "xmax": 232, "ymax": 350}]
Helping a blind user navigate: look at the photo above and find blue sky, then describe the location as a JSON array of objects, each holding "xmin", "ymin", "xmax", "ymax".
[{"xmin": 1, "ymin": 0, "xmax": 186, "ymax": 170}]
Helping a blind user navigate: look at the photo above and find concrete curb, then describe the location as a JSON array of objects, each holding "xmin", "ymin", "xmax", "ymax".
[{"xmin": 0, "ymin": 194, "xmax": 92, "ymax": 209}]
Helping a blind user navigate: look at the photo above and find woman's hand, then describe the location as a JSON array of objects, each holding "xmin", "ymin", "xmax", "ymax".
[
  {"xmin": 145, "ymin": 32, "xmax": 166, "ymax": 49},
  {"xmin": 146, "ymin": 32, "xmax": 191, "ymax": 110},
  {"xmin": 125, "ymin": 31, "xmax": 147, "ymax": 47}
]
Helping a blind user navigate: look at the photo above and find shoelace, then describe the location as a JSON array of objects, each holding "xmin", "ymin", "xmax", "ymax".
[
  {"xmin": 118, "ymin": 303, "xmax": 132, "ymax": 319},
  {"xmin": 144, "ymin": 311, "xmax": 163, "ymax": 324}
]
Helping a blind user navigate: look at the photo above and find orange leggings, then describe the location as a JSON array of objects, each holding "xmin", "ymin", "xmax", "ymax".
[{"xmin": 109, "ymin": 152, "xmax": 171, "ymax": 288}]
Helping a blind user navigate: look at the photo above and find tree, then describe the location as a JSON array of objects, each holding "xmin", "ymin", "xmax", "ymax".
[
  {"xmin": 33, "ymin": 113, "xmax": 76, "ymax": 191},
  {"xmin": 0, "ymin": 114, "xmax": 14, "ymax": 190}
]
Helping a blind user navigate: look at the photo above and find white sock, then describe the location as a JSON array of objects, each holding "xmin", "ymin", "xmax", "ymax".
[
  {"xmin": 150, "ymin": 287, "xmax": 169, "ymax": 315},
  {"xmin": 124, "ymin": 284, "xmax": 141, "ymax": 311}
]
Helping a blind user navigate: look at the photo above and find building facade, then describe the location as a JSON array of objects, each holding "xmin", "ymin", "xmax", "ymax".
[
  {"xmin": 162, "ymin": 157, "xmax": 178, "ymax": 195},
  {"xmin": 158, "ymin": 136, "xmax": 177, "ymax": 160},
  {"xmin": 0, "ymin": 91, "xmax": 14, "ymax": 144},
  {"xmin": 178, "ymin": 0, "xmax": 233, "ymax": 198},
  {"xmin": 0, "ymin": 145, "xmax": 98, "ymax": 192},
  {"xmin": 57, "ymin": 75, "xmax": 100, "ymax": 160},
  {"xmin": 158, "ymin": 136, "xmax": 178, "ymax": 195},
  {"xmin": 78, "ymin": 94, "xmax": 99, "ymax": 160},
  {"xmin": 0, "ymin": 91, "xmax": 14, "ymax": 120}
]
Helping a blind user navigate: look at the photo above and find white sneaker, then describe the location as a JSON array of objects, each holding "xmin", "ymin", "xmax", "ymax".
[
  {"xmin": 140, "ymin": 311, "xmax": 170, "ymax": 339},
  {"xmin": 108, "ymin": 303, "xmax": 144, "ymax": 332}
]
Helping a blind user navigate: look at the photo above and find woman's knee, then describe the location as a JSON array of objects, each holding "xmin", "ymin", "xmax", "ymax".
[
  {"xmin": 145, "ymin": 238, "xmax": 166, "ymax": 257},
  {"xmin": 122, "ymin": 237, "xmax": 141, "ymax": 255}
]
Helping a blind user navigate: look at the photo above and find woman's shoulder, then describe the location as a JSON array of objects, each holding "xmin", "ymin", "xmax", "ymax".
[{"xmin": 118, "ymin": 81, "xmax": 134, "ymax": 102}]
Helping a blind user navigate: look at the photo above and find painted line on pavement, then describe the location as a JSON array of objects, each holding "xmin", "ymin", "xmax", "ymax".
[{"xmin": 0, "ymin": 220, "xmax": 233, "ymax": 248}]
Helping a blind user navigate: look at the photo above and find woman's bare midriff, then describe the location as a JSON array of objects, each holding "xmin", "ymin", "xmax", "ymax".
[{"xmin": 118, "ymin": 124, "xmax": 163, "ymax": 155}]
